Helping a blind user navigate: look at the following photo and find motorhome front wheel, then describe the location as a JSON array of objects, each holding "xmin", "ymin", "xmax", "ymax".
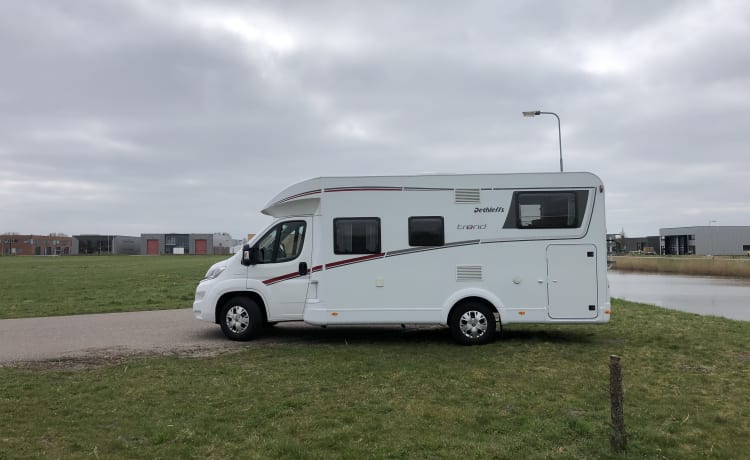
[{"xmin": 219, "ymin": 297, "xmax": 263, "ymax": 341}]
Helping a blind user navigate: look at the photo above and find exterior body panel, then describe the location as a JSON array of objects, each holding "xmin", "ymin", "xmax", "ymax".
[{"xmin": 193, "ymin": 172, "xmax": 610, "ymax": 339}]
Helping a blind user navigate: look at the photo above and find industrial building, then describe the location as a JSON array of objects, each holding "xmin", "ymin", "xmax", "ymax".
[
  {"xmin": 0, "ymin": 234, "xmax": 73, "ymax": 256},
  {"xmin": 2, "ymin": 232, "xmax": 236, "ymax": 256},
  {"xmin": 140, "ymin": 233, "xmax": 214, "ymax": 255},
  {"xmin": 72, "ymin": 235, "xmax": 142, "ymax": 255},
  {"xmin": 660, "ymin": 226, "xmax": 750, "ymax": 256},
  {"xmin": 212, "ymin": 233, "xmax": 245, "ymax": 255},
  {"xmin": 608, "ymin": 235, "xmax": 661, "ymax": 255}
]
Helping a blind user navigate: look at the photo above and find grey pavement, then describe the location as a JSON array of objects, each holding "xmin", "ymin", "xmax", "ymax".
[
  {"xmin": 0, "ymin": 309, "xmax": 244, "ymax": 364},
  {"xmin": 0, "ymin": 309, "xmax": 447, "ymax": 365}
]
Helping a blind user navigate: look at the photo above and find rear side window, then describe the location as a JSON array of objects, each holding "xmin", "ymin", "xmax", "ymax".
[
  {"xmin": 517, "ymin": 192, "xmax": 579, "ymax": 228},
  {"xmin": 409, "ymin": 216, "xmax": 444, "ymax": 246},
  {"xmin": 334, "ymin": 218, "xmax": 381, "ymax": 254}
]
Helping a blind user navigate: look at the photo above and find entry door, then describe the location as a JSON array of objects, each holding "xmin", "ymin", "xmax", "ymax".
[
  {"xmin": 195, "ymin": 239, "xmax": 207, "ymax": 255},
  {"xmin": 249, "ymin": 218, "xmax": 313, "ymax": 320},
  {"xmin": 547, "ymin": 244, "xmax": 598, "ymax": 319}
]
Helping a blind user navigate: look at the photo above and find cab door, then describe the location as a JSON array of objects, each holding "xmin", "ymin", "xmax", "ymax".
[{"xmin": 249, "ymin": 218, "xmax": 312, "ymax": 320}]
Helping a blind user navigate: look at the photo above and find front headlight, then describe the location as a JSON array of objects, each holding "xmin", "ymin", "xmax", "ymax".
[{"xmin": 203, "ymin": 266, "xmax": 226, "ymax": 281}]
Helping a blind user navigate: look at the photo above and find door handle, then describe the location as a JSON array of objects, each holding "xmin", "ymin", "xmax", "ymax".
[{"xmin": 299, "ymin": 262, "xmax": 308, "ymax": 276}]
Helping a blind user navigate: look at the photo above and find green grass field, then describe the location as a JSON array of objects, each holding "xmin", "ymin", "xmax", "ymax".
[
  {"xmin": 0, "ymin": 255, "xmax": 225, "ymax": 319},
  {"xmin": 1, "ymin": 256, "xmax": 749, "ymax": 458},
  {"xmin": 1, "ymin": 300, "xmax": 749, "ymax": 458}
]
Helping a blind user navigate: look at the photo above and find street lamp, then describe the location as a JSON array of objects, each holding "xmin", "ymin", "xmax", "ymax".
[
  {"xmin": 708, "ymin": 220, "xmax": 717, "ymax": 256},
  {"xmin": 523, "ymin": 110, "xmax": 563, "ymax": 172}
]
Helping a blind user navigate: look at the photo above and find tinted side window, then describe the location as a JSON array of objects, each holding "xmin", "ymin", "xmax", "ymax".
[
  {"xmin": 517, "ymin": 192, "xmax": 578, "ymax": 228},
  {"xmin": 409, "ymin": 216, "xmax": 444, "ymax": 246},
  {"xmin": 255, "ymin": 220, "xmax": 306, "ymax": 263},
  {"xmin": 334, "ymin": 218, "xmax": 381, "ymax": 254},
  {"xmin": 256, "ymin": 227, "xmax": 279, "ymax": 263},
  {"xmin": 276, "ymin": 221, "xmax": 306, "ymax": 263}
]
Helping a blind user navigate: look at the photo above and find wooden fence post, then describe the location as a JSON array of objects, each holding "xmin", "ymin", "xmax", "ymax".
[{"xmin": 610, "ymin": 354, "xmax": 627, "ymax": 451}]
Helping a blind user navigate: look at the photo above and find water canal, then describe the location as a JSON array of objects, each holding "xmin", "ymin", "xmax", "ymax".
[{"xmin": 607, "ymin": 271, "xmax": 750, "ymax": 321}]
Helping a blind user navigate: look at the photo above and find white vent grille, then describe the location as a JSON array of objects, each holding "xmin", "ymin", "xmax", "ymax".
[
  {"xmin": 456, "ymin": 265, "xmax": 483, "ymax": 281},
  {"xmin": 455, "ymin": 189, "xmax": 480, "ymax": 203}
]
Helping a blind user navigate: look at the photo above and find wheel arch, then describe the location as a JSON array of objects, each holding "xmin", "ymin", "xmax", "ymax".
[
  {"xmin": 215, "ymin": 291, "xmax": 268, "ymax": 324},
  {"xmin": 442, "ymin": 289, "xmax": 503, "ymax": 325}
]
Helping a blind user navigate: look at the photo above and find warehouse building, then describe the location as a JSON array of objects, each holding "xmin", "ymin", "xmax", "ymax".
[
  {"xmin": 608, "ymin": 235, "xmax": 661, "ymax": 255},
  {"xmin": 140, "ymin": 233, "xmax": 214, "ymax": 255},
  {"xmin": 72, "ymin": 235, "xmax": 142, "ymax": 255},
  {"xmin": 660, "ymin": 226, "xmax": 750, "ymax": 255},
  {"xmin": 213, "ymin": 232, "xmax": 245, "ymax": 255}
]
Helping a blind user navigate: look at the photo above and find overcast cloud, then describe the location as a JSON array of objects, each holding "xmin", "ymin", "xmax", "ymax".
[{"xmin": 1, "ymin": 0, "xmax": 749, "ymax": 238}]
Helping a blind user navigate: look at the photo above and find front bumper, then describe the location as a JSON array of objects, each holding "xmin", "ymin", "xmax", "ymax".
[{"xmin": 193, "ymin": 283, "xmax": 214, "ymax": 322}]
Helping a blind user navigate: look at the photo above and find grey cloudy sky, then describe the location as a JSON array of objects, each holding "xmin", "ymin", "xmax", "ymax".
[{"xmin": 2, "ymin": 0, "xmax": 749, "ymax": 239}]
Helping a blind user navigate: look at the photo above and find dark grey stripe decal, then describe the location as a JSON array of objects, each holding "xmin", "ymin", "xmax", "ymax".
[{"xmin": 386, "ymin": 240, "xmax": 480, "ymax": 257}]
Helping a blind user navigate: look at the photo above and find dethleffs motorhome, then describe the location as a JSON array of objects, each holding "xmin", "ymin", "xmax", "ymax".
[{"xmin": 193, "ymin": 172, "xmax": 610, "ymax": 345}]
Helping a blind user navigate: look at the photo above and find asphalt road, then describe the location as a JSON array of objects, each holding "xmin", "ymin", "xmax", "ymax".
[{"xmin": 0, "ymin": 309, "xmax": 447, "ymax": 365}]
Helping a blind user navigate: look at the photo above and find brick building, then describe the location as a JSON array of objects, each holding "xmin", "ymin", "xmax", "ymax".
[{"xmin": 0, "ymin": 234, "xmax": 73, "ymax": 256}]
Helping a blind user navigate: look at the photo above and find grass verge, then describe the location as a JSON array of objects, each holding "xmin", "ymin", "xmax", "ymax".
[
  {"xmin": 1, "ymin": 299, "xmax": 748, "ymax": 459},
  {"xmin": 611, "ymin": 255, "xmax": 750, "ymax": 278},
  {"xmin": 0, "ymin": 255, "xmax": 225, "ymax": 319}
]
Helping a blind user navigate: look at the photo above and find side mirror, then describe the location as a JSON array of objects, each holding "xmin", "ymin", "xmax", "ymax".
[{"xmin": 241, "ymin": 244, "xmax": 258, "ymax": 266}]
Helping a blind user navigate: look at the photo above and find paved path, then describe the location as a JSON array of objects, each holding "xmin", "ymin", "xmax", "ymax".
[
  {"xmin": 0, "ymin": 309, "xmax": 445, "ymax": 365},
  {"xmin": 0, "ymin": 309, "xmax": 242, "ymax": 364}
]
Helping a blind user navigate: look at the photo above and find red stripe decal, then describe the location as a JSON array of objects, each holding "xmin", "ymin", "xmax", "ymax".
[
  {"xmin": 262, "ymin": 264, "xmax": 324, "ymax": 285},
  {"xmin": 273, "ymin": 186, "xmax": 400, "ymax": 207},
  {"xmin": 325, "ymin": 253, "xmax": 384, "ymax": 269},
  {"xmin": 263, "ymin": 272, "xmax": 301, "ymax": 285},
  {"xmin": 276, "ymin": 189, "xmax": 322, "ymax": 205},
  {"xmin": 261, "ymin": 239, "xmax": 486, "ymax": 286}
]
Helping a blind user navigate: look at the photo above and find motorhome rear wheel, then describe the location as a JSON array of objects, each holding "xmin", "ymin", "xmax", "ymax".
[{"xmin": 449, "ymin": 302, "xmax": 497, "ymax": 345}]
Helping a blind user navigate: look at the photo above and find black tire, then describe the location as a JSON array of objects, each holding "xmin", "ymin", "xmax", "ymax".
[
  {"xmin": 449, "ymin": 302, "xmax": 497, "ymax": 345},
  {"xmin": 219, "ymin": 297, "xmax": 263, "ymax": 341}
]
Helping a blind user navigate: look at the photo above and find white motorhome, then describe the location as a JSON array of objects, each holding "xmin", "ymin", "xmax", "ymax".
[{"xmin": 193, "ymin": 172, "xmax": 610, "ymax": 345}]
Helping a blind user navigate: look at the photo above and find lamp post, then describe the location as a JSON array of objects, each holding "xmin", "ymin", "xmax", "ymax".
[
  {"xmin": 708, "ymin": 220, "xmax": 717, "ymax": 256},
  {"xmin": 523, "ymin": 110, "xmax": 563, "ymax": 172}
]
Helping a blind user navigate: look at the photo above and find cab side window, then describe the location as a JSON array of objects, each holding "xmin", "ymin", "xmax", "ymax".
[{"xmin": 255, "ymin": 221, "xmax": 306, "ymax": 263}]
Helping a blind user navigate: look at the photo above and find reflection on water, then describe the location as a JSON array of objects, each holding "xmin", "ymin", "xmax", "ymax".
[
  {"xmin": 608, "ymin": 271, "xmax": 750, "ymax": 321},
  {"xmin": 608, "ymin": 270, "xmax": 750, "ymax": 321}
]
